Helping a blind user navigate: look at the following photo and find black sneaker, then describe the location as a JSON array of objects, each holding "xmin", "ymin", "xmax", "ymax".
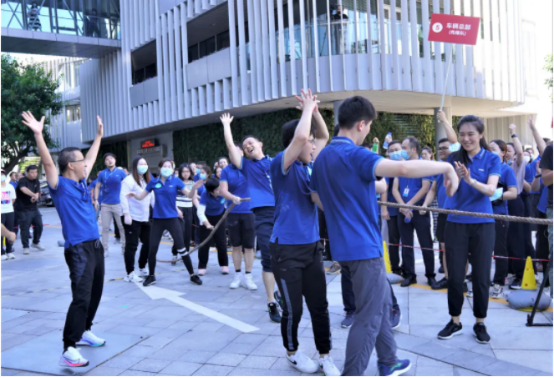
[
  {"xmin": 190, "ymin": 274, "xmax": 202, "ymax": 285},
  {"xmin": 473, "ymin": 322, "xmax": 490, "ymax": 344},
  {"xmin": 268, "ymin": 302, "xmax": 281, "ymax": 323},
  {"xmin": 437, "ymin": 320, "xmax": 463, "ymax": 340},
  {"xmin": 427, "ymin": 276, "xmax": 437, "ymax": 287},
  {"xmin": 438, "ymin": 266, "xmax": 445, "ymax": 274},
  {"xmin": 390, "ymin": 304, "xmax": 402, "ymax": 330},
  {"xmin": 274, "ymin": 290, "xmax": 284, "ymax": 309},
  {"xmin": 143, "ymin": 275, "xmax": 156, "ymax": 287},
  {"xmin": 401, "ymin": 275, "xmax": 417, "ymax": 287},
  {"xmin": 509, "ymin": 278, "xmax": 522, "ymax": 290},
  {"xmin": 432, "ymin": 277, "xmax": 448, "ymax": 290}
]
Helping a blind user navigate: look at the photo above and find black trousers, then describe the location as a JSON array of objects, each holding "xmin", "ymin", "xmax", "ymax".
[
  {"xmin": 17, "ymin": 209, "xmax": 43, "ymax": 248},
  {"xmin": 397, "ymin": 211, "xmax": 435, "ymax": 278},
  {"xmin": 492, "ymin": 220, "xmax": 509, "ymax": 286},
  {"xmin": 172, "ymin": 207, "xmax": 193, "ymax": 255},
  {"xmin": 63, "ymin": 239, "xmax": 104, "ymax": 350},
  {"xmin": 253, "ymin": 206, "xmax": 275, "ymax": 273},
  {"xmin": 270, "ymin": 240, "xmax": 331, "ymax": 354},
  {"xmin": 319, "ymin": 211, "xmax": 332, "ymax": 261},
  {"xmin": 1, "ymin": 212, "xmax": 15, "ymax": 254},
  {"xmin": 507, "ymin": 196, "xmax": 526, "ymax": 279},
  {"xmin": 198, "ymin": 212, "xmax": 228, "ymax": 269},
  {"xmin": 192, "ymin": 205, "xmax": 200, "ymax": 245},
  {"xmin": 521, "ymin": 194, "xmax": 536, "ymax": 259},
  {"xmin": 445, "ymin": 222, "xmax": 495, "ymax": 319},
  {"xmin": 387, "ymin": 216, "xmax": 401, "ymax": 272},
  {"xmin": 536, "ymin": 211, "xmax": 550, "ymax": 275},
  {"xmin": 149, "ymin": 218, "xmax": 194, "ymax": 276},
  {"xmin": 123, "ymin": 220, "xmax": 150, "ymax": 275}
]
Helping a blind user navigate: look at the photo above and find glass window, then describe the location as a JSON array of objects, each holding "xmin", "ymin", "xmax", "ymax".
[
  {"xmin": 200, "ymin": 36, "xmax": 216, "ymax": 58},
  {"xmin": 188, "ymin": 44, "xmax": 199, "ymax": 62},
  {"xmin": 217, "ymin": 30, "xmax": 230, "ymax": 50}
]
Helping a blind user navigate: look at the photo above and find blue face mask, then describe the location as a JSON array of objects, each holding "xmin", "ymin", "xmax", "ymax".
[
  {"xmin": 400, "ymin": 150, "xmax": 410, "ymax": 160},
  {"xmin": 492, "ymin": 151, "xmax": 502, "ymax": 158},
  {"xmin": 137, "ymin": 165, "xmax": 148, "ymax": 175},
  {"xmin": 389, "ymin": 151, "xmax": 402, "ymax": 161},
  {"xmin": 196, "ymin": 168, "xmax": 201, "ymax": 174},
  {"xmin": 199, "ymin": 173, "xmax": 207, "ymax": 180},
  {"xmin": 160, "ymin": 167, "xmax": 173, "ymax": 177}
]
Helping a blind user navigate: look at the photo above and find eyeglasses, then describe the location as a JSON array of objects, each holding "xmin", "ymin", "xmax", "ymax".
[
  {"xmin": 438, "ymin": 147, "xmax": 449, "ymax": 151},
  {"xmin": 307, "ymin": 139, "xmax": 316, "ymax": 145},
  {"xmin": 69, "ymin": 159, "xmax": 86, "ymax": 163}
]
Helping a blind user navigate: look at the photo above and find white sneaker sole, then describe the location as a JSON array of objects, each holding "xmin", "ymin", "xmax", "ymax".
[
  {"xmin": 388, "ymin": 362, "xmax": 412, "ymax": 376},
  {"xmin": 288, "ymin": 360, "xmax": 319, "ymax": 374},
  {"xmin": 58, "ymin": 356, "xmax": 89, "ymax": 367},
  {"xmin": 437, "ymin": 329, "xmax": 463, "ymax": 340},
  {"xmin": 392, "ymin": 314, "xmax": 402, "ymax": 330},
  {"xmin": 341, "ymin": 323, "xmax": 352, "ymax": 329}
]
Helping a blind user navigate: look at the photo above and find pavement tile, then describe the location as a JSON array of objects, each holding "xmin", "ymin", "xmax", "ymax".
[
  {"xmin": 101, "ymin": 355, "xmax": 145, "ymax": 370},
  {"xmin": 84, "ymin": 366, "xmax": 126, "ymax": 376},
  {"xmin": 453, "ymin": 367, "xmax": 485, "ymax": 376},
  {"xmin": 207, "ymin": 352, "xmax": 247, "ymax": 367},
  {"xmin": 238, "ymin": 355, "xmax": 278, "ymax": 369},
  {"xmin": 415, "ymin": 366, "xmax": 454, "ymax": 376},
  {"xmin": 138, "ymin": 336, "xmax": 175, "ymax": 349},
  {"xmin": 191, "ymin": 364, "xmax": 234, "ymax": 376},
  {"xmin": 119, "ymin": 369, "xmax": 157, "ymax": 376},
  {"xmin": 120, "ymin": 345, "xmax": 158, "ymax": 358},
  {"xmin": 1, "ymin": 369, "xmax": 20, "ymax": 376},
  {"xmin": 158, "ymin": 361, "xmax": 202, "ymax": 376},
  {"xmin": 178, "ymin": 350, "xmax": 217, "ymax": 364},
  {"xmin": 229, "ymin": 367, "xmax": 299, "ymax": 376},
  {"xmin": 441, "ymin": 350, "xmax": 499, "ymax": 371},
  {"xmin": 478, "ymin": 360, "xmax": 543, "ymax": 376},
  {"xmin": 130, "ymin": 358, "xmax": 173, "ymax": 373},
  {"xmin": 494, "ymin": 349, "xmax": 553, "ymax": 374}
]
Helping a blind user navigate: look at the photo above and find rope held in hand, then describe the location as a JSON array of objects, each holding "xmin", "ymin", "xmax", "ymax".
[
  {"xmin": 156, "ymin": 198, "xmax": 250, "ymax": 264},
  {"xmin": 378, "ymin": 202, "xmax": 553, "ymax": 226}
]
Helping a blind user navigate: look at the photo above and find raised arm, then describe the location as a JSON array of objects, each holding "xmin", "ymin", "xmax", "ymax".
[
  {"xmin": 310, "ymin": 102, "xmax": 329, "ymax": 161},
  {"xmin": 220, "ymin": 113, "xmax": 242, "ymax": 167},
  {"xmin": 284, "ymin": 89, "xmax": 319, "ymax": 170},
  {"xmin": 84, "ymin": 116, "xmax": 104, "ymax": 180},
  {"xmin": 509, "ymin": 123, "xmax": 523, "ymax": 165},
  {"xmin": 186, "ymin": 180, "xmax": 204, "ymax": 199},
  {"xmin": 528, "ymin": 116, "xmax": 546, "ymax": 156},
  {"xmin": 21, "ymin": 112, "xmax": 58, "ymax": 188},
  {"xmin": 437, "ymin": 110, "xmax": 458, "ymax": 144}
]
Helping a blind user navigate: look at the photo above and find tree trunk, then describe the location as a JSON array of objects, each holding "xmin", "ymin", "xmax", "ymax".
[{"xmin": 3, "ymin": 150, "xmax": 28, "ymax": 173}]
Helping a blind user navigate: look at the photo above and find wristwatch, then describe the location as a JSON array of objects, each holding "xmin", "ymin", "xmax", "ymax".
[
  {"xmin": 535, "ymin": 173, "xmax": 542, "ymax": 179},
  {"xmin": 511, "ymin": 133, "xmax": 518, "ymax": 138}
]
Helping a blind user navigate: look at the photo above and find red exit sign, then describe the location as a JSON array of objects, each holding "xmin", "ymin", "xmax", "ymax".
[{"xmin": 141, "ymin": 139, "xmax": 158, "ymax": 148}]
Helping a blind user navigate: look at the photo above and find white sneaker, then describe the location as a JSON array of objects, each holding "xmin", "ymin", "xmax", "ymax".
[
  {"xmin": 230, "ymin": 273, "xmax": 242, "ymax": 289},
  {"xmin": 287, "ymin": 351, "xmax": 319, "ymax": 374},
  {"xmin": 319, "ymin": 355, "xmax": 341, "ymax": 376},
  {"xmin": 491, "ymin": 284, "xmax": 504, "ymax": 299},
  {"xmin": 7, "ymin": 253, "xmax": 15, "ymax": 260},
  {"xmin": 59, "ymin": 347, "xmax": 89, "ymax": 367},
  {"xmin": 138, "ymin": 268, "xmax": 149, "ymax": 277},
  {"xmin": 77, "ymin": 330, "xmax": 106, "ymax": 347},
  {"xmin": 23, "ymin": 248, "xmax": 30, "ymax": 255},
  {"xmin": 124, "ymin": 271, "xmax": 144, "ymax": 283},
  {"xmin": 242, "ymin": 274, "xmax": 258, "ymax": 290},
  {"xmin": 1, "ymin": 255, "xmax": 8, "ymax": 261},
  {"xmin": 31, "ymin": 243, "xmax": 45, "ymax": 251}
]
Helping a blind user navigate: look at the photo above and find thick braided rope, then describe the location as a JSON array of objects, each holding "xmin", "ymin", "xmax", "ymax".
[
  {"xmin": 378, "ymin": 201, "xmax": 553, "ymax": 225},
  {"xmin": 157, "ymin": 198, "xmax": 250, "ymax": 264}
]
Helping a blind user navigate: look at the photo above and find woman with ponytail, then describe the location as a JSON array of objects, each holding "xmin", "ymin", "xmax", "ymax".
[{"xmin": 438, "ymin": 115, "xmax": 500, "ymax": 345}]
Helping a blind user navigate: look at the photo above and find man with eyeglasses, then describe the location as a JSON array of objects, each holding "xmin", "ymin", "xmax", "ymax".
[{"xmin": 21, "ymin": 112, "xmax": 106, "ymax": 367}]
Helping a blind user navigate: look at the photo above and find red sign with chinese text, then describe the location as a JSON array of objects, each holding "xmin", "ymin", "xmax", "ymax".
[
  {"xmin": 428, "ymin": 14, "xmax": 480, "ymax": 45},
  {"xmin": 141, "ymin": 139, "xmax": 157, "ymax": 148}
]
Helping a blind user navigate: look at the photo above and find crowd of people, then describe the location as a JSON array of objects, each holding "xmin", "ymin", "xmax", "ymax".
[{"xmin": 3, "ymin": 94, "xmax": 551, "ymax": 375}]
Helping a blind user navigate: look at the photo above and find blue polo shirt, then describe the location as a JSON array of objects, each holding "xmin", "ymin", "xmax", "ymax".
[
  {"xmin": 220, "ymin": 165, "xmax": 251, "ymax": 213},
  {"xmin": 199, "ymin": 190, "xmax": 225, "ymax": 216},
  {"xmin": 193, "ymin": 173, "xmax": 200, "ymax": 182},
  {"xmin": 397, "ymin": 165, "xmax": 434, "ymax": 205},
  {"xmin": 269, "ymin": 152, "xmax": 319, "ymax": 245},
  {"xmin": 445, "ymin": 148, "xmax": 501, "ymax": 223},
  {"xmin": 145, "ymin": 176, "xmax": 185, "ymax": 219},
  {"xmin": 239, "ymin": 155, "xmax": 275, "ymax": 210},
  {"xmin": 49, "ymin": 176, "xmax": 100, "ymax": 248},
  {"xmin": 385, "ymin": 177, "xmax": 398, "ymax": 216},
  {"xmin": 493, "ymin": 163, "xmax": 517, "ymax": 215},
  {"xmin": 310, "ymin": 136, "xmax": 384, "ymax": 261},
  {"xmin": 528, "ymin": 156, "xmax": 541, "ymax": 194},
  {"xmin": 537, "ymin": 183, "xmax": 548, "ymax": 214},
  {"xmin": 434, "ymin": 174, "xmax": 448, "ymax": 209},
  {"xmin": 9, "ymin": 181, "xmax": 17, "ymax": 189},
  {"xmin": 98, "ymin": 167, "xmax": 127, "ymax": 204}
]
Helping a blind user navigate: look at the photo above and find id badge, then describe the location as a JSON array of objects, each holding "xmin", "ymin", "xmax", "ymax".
[{"xmin": 403, "ymin": 187, "xmax": 410, "ymax": 197}]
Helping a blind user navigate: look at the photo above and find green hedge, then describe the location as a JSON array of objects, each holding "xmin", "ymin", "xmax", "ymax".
[{"xmin": 172, "ymin": 109, "xmax": 441, "ymax": 165}]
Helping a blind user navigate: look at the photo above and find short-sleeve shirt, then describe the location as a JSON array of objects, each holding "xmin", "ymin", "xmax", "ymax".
[
  {"xmin": 220, "ymin": 165, "xmax": 251, "ymax": 213},
  {"xmin": 49, "ymin": 176, "xmax": 100, "ymax": 248},
  {"xmin": 528, "ymin": 156, "xmax": 541, "ymax": 194},
  {"xmin": 15, "ymin": 177, "xmax": 40, "ymax": 211},
  {"xmin": 145, "ymin": 176, "xmax": 185, "ymax": 219},
  {"xmin": 310, "ymin": 136, "xmax": 384, "ymax": 261},
  {"xmin": 537, "ymin": 183, "xmax": 548, "ymax": 214},
  {"xmin": 199, "ymin": 190, "xmax": 226, "ymax": 216},
  {"xmin": 397, "ymin": 171, "xmax": 434, "ymax": 205},
  {"xmin": 176, "ymin": 181, "xmax": 193, "ymax": 208},
  {"xmin": 385, "ymin": 177, "xmax": 398, "ymax": 217},
  {"xmin": 9, "ymin": 181, "xmax": 17, "ymax": 189},
  {"xmin": 492, "ymin": 163, "xmax": 517, "ymax": 215},
  {"xmin": 1, "ymin": 184, "xmax": 17, "ymax": 214},
  {"xmin": 98, "ymin": 168, "xmax": 127, "ymax": 204},
  {"xmin": 434, "ymin": 174, "xmax": 448, "ymax": 209},
  {"xmin": 270, "ymin": 151, "xmax": 319, "ymax": 245},
  {"xmin": 239, "ymin": 156, "xmax": 275, "ymax": 210},
  {"xmin": 539, "ymin": 144, "xmax": 553, "ymax": 207},
  {"xmin": 445, "ymin": 148, "xmax": 501, "ymax": 223}
]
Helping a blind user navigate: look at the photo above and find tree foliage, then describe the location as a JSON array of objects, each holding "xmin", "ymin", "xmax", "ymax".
[
  {"xmin": 1, "ymin": 54, "xmax": 63, "ymax": 172},
  {"xmin": 545, "ymin": 54, "xmax": 553, "ymax": 101}
]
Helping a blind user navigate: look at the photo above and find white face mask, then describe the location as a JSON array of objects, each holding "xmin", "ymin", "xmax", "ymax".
[
  {"xmin": 523, "ymin": 156, "xmax": 531, "ymax": 164},
  {"xmin": 0, "ymin": 175, "xmax": 5, "ymax": 183}
]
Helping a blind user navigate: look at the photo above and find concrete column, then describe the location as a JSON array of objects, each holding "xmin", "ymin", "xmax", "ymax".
[
  {"xmin": 434, "ymin": 107, "xmax": 453, "ymax": 147},
  {"xmin": 333, "ymin": 100, "xmax": 344, "ymax": 129}
]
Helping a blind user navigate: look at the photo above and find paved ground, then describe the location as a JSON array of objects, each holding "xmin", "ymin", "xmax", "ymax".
[{"xmin": 1, "ymin": 207, "xmax": 552, "ymax": 376}]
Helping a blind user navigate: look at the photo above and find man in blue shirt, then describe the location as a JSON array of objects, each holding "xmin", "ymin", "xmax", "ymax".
[
  {"xmin": 219, "ymin": 144, "xmax": 257, "ymax": 291},
  {"xmin": 22, "ymin": 112, "xmax": 106, "ymax": 367},
  {"xmin": 94, "ymin": 153, "xmax": 127, "ymax": 257},
  {"xmin": 310, "ymin": 96, "xmax": 458, "ymax": 376},
  {"xmin": 221, "ymin": 113, "xmax": 281, "ymax": 323}
]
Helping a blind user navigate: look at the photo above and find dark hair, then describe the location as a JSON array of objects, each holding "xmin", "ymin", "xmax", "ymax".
[
  {"xmin": 132, "ymin": 156, "xmax": 151, "ymax": 186},
  {"xmin": 215, "ymin": 166, "xmax": 223, "ymax": 178},
  {"xmin": 281, "ymin": 119, "xmax": 317, "ymax": 148},
  {"xmin": 438, "ymin": 138, "xmax": 450, "ymax": 145},
  {"xmin": 234, "ymin": 142, "xmax": 242, "ymax": 149},
  {"xmin": 199, "ymin": 164, "xmax": 212, "ymax": 177},
  {"xmin": 103, "ymin": 152, "xmax": 116, "ymax": 163},
  {"xmin": 452, "ymin": 115, "xmax": 489, "ymax": 166},
  {"xmin": 543, "ymin": 138, "xmax": 551, "ymax": 144},
  {"xmin": 26, "ymin": 164, "xmax": 38, "ymax": 172},
  {"xmin": 241, "ymin": 135, "xmax": 260, "ymax": 145},
  {"xmin": 422, "ymin": 147, "xmax": 433, "ymax": 157},
  {"xmin": 158, "ymin": 158, "xmax": 173, "ymax": 169},
  {"xmin": 491, "ymin": 139, "xmax": 508, "ymax": 162},
  {"xmin": 333, "ymin": 124, "xmax": 340, "ymax": 137},
  {"xmin": 204, "ymin": 177, "xmax": 220, "ymax": 193},
  {"xmin": 218, "ymin": 157, "xmax": 229, "ymax": 164},
  {"xmin": 388, "ymin": 140, "xmax": 401, "ymax": 150},
  {"xmin": 506, "ymin": 142, "xmax": 514, "ymax": 149},
  {"xmin": 58, "ymin": 147, "xmax": 81, "ymax": 174},
  {"xmin": 338, "ymin": 96, "xmax": 377, "ymax": 130},
  {"xmin": 9, "ymin": 172, "xmax": 17, "ymax": 179},
  {"xmin": 178, "ymin": 164, "xmax": 193, "ymax": 181},
  {"xmin": 404, "ymin": 136, "xmax": 420, "ymax": 154}
]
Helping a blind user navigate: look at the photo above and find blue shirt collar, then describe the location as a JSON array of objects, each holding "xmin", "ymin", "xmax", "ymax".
[{"xmin": 331, "ymin": 136, "xmax": 355, "ymax": 145}]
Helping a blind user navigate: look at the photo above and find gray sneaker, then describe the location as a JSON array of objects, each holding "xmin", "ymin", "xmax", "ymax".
[
  {"xmin": 327, "ymin": 261, "xmax": 341, "ymax": 275},
  {"xmin": 31, "ymin": 243, "xmax": 45, "ymax": 251},
  {"xmin": 341, "ymin": 312, "xmax": 355, "ymax": 328},
  {"xmin": 23, "ymin": 248, "xmax": 30, "ymax": 255}
]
